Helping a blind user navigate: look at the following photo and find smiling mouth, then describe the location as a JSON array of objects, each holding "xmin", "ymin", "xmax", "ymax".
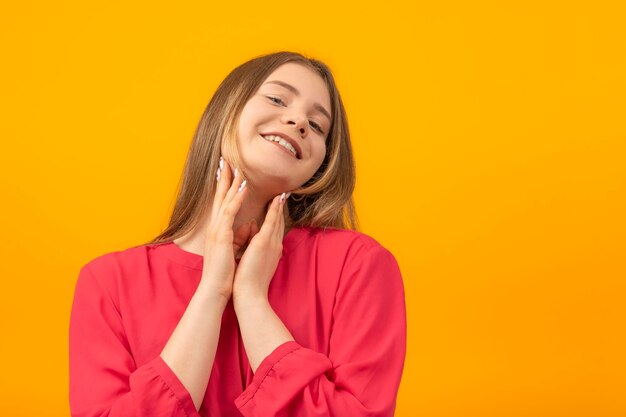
[{"xmin": 260, "ymin": 134, "xmax": 300, "ymax": 159}]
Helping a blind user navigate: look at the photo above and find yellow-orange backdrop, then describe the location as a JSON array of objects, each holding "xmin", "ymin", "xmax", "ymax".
[{"xmin": 1, "ymin": 1, "xmax": 624, "ymax": 416}]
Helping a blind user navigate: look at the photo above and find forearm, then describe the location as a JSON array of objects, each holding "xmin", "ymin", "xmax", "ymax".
[
  {"xmin": 233, "ymin": 293, "xmax": 295, "ymax": 373},
  {"xmin": 160, "ymin": 281, "xmax": 228, "ymax": 411}
]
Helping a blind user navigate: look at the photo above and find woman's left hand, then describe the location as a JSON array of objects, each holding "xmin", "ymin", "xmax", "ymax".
[{"xmin": 232, "ymin": 193, "xmax": 288, "ymax": 301}]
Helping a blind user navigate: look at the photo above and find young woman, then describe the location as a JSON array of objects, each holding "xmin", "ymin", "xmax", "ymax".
[{"xmin": 69, "ymin": 51, "xmax": 407, "ymax": 417}]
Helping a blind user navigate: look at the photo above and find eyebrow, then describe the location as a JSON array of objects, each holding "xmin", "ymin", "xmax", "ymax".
[{"xmin": 263, "ymin": 80, "xmax": 332, "ymax": 123}]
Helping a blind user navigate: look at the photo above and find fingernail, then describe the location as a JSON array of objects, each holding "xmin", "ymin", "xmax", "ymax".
[
  {"xmin": 238, "ymin": 180, "xmax": 247, "ymax": 192},
  {"xmin": 216, "ymin": 167, "xmax": 221, "ymax": 181},
  {"xmin": 279, "ymin": 192, "xmax": 286, "ymax": 203},
  {"xmin": 286, "ymin": 192, "xmax": 291, "ymax": 199},
  {"xmin": 219, "ymin": 156, "xmax": 224, "ymax": 171},
  {"xmin": 234, "ymin": 168, "xmax": 239, "ymax": 177}
]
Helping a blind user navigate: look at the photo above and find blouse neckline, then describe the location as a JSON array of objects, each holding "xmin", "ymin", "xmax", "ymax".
[{"xmin": 151, "ymin": 226, "xmax": 314, "ymax": 270}]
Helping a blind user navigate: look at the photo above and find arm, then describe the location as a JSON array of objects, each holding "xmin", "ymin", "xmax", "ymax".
[
  {"xmin": 233, "ymin": 294, "xmax": 294, "ymax": 373},
  {"xmin": 159, "ymin": 279, "xmax": 229, "ymax": 410},
  {"xmin": 232, "ymin": 245, "xmax": 407, "ymax": 417},
  {"xmin": 69, "ymin": 264, "xmax": 226, "ymax": 417}
]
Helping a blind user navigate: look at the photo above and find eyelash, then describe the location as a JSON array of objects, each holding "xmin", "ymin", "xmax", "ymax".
[{"xmin": 267, "ymin": 96, "xmax": 324, "ymax": 134}]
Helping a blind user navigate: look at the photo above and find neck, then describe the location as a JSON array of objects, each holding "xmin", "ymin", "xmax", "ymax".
[{"xmin": 173, "ymin": 187, "xmax": 291, "ymax": 257}]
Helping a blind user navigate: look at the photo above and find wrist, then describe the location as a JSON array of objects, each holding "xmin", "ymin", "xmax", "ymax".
[
  {"xmin": 233, "ymin": 288, "xmax": 267, "ymax": 308},
  {"xmin": 196, "ymin": 281, "xmax": 232, "ymax": 306}
]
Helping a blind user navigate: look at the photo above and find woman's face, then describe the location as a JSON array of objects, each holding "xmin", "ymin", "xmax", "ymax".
[{"xmin": 232, "ymin": 62, "xmax": 332, "ymax": 197}]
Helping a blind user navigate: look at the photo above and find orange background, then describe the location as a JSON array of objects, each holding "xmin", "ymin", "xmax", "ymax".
[{"xmin": 1, "ymin": 1, "xmax": 625, "ymax": 416}]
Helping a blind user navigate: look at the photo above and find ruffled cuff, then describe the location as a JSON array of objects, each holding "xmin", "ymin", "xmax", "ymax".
[
  {"xmin": 143, "ymin": 355, "xmax": 202, "ymax": 417},
  {"xmin": 234, "ymin": 341, "xmax": 302, "ymax": 409}
]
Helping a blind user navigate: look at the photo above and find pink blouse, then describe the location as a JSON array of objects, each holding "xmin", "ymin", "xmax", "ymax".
[{"xmin": 69, "ymin": 226, "xmax": 407, "ymax": 417}]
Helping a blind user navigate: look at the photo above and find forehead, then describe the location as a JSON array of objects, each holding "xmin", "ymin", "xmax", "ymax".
[{"xmin": 261, "ymin": 63, "xmax": 331, "ymax": 109}]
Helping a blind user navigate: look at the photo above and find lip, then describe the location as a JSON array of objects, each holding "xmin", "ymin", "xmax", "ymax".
[{"xmin": 260, "ymin": 131, "xmax": 302, "ymax": 159}]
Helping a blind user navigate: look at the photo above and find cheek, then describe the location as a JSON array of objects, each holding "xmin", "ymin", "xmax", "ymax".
[
  {"xmin": 237, "ymin": 110, "xmax": 254, "ymax": 134},
  {"xmin": 238, "ymin": 101, "xmax": 264, "ymax": 128},
  {"xmin": 300, "ymin": 143, "xmax": 327, "ymax": 182},
  {"xmin": 244, "ymin": 100, "xmax": 274, "ymax": 121},
  {"xmin": 313, "ymin": 141, "xmax": 327, "ymax": 166}
]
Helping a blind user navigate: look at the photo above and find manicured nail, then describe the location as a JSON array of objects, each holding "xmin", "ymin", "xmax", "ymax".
[
  {"xmin": 234, "ymin": 168, "xmax": 239, "ymax": 177},
  {"xmin": 279, "ymin": 192, "xmax": 286, "ymax": 204},
  {"xmin": 238, "ymin": 180, "xmax": 247, "ymax": 192},
  {"xmin": 216, "ymin": 167, "xmax": 221, "ymax": 181},
  {"xmin": 219, "ymin": 156, "xmax": 224, "ymax": 171}
]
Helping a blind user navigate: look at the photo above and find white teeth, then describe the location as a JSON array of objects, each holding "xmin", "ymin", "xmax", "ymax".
[{"xmin": 262, "ymin": 135, "xmax": 297, "ymax": 157}]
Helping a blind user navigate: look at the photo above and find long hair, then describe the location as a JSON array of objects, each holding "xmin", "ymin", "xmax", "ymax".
[{"xmin": 143, "ymin": 51, "xmax": 359, "ymax": 245}]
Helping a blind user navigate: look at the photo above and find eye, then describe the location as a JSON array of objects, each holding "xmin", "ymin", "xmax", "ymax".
[
  {"xmin": 267, "ymin": 96, "xmax": 285, "ymax": 106},
  {"xmin": 309, "ymin": 121, "xmax": 324, "ymax": 134},
  {"xmin": 267, "ymin": 96, "xmax": 325, "ymax": 134}
]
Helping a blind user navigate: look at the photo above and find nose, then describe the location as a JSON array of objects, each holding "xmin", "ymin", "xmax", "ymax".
[{"xmin": 283, "ymin": 112, "xmax": 308, "ymax": 136}]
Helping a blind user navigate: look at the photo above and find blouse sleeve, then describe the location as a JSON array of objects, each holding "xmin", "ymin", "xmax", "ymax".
[
  {"xmin": 69, "ymin": 264, "xmax": 202, "ymax": 417},
  {"xmin": 234, "ymin": 245, "xmax": 407, "ymax": 417}
]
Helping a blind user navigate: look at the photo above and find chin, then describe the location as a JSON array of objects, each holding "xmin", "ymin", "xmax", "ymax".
[{"xmin": 244, "ymin": 163, "xmax": 298, "ymax": 191}]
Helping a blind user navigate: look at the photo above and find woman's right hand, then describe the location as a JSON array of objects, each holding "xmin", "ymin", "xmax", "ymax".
[{"xmin": 198, "ymin": 156, "xmax": 249, "ymax": 303}]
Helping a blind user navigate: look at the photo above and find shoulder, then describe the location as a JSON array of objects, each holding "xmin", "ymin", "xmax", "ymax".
[
  {"xmin": 81, "ymin": 243, "xmax": 151, "ymax": 274},
  {"xmin": 76, "ymin": 243, "xmax": 155, "ymax": 295},
  {"xmin": 312, "ymin": 226, "xmax": 382, "ymax": 247},
  {"xmin": 298, "ymin": 227, "xmax": 404, "ymax": 294},
  {"xmin": 294, "ymin": 226, "xmax": 397, "ymax": 265}
]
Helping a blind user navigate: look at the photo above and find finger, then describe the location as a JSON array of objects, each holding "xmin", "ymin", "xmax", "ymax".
[
  {"xmin": 258, "ymin": 195, "xmax": 280, "ymax": 240},
  {"xmin": 275, "ymin": 193, "xmax": 286, "ymax": 241},
  {"xmin": 215, "ymin": 167, "xmax": 248, "ymax": 233},
  {"xmin": 219, "ymin": 162, "xmax": 246, "ymax": 212},
  {"xmin": 277, "ymin": 197, "xmax": 286, "ymax": 241},
  {"xmin": 211, "ymin": 157, "xmax": 232, "ymax": 224}
]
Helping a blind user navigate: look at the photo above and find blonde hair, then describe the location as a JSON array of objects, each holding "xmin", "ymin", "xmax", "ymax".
[{"xmin": 143, "ymin": 51, "xmax": 359, "ymax": 245}]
